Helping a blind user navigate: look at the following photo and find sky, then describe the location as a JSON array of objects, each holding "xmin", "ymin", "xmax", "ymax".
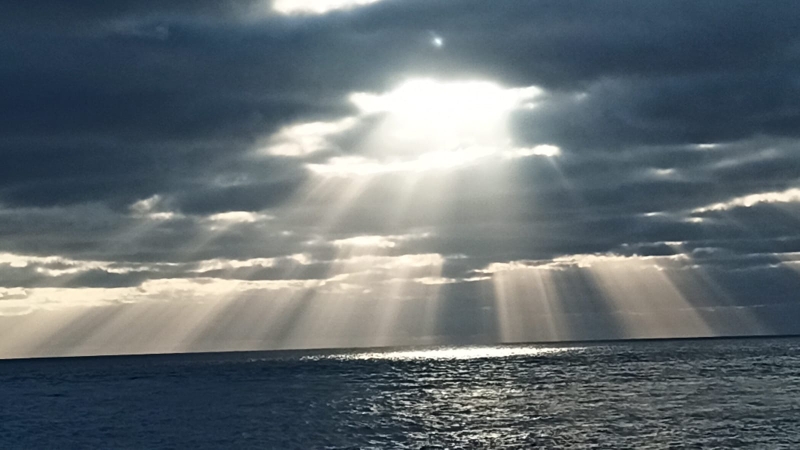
[{"xmin": 1, "ymin": 0, "xmax": 800, "ymax": 358}]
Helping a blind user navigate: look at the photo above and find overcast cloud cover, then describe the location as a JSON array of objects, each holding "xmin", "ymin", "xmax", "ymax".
[{"xmin": 2, "ymin": 0, "xmax": 800, "ymax": 358}]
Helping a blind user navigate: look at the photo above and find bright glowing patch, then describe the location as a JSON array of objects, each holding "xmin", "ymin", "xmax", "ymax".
[
  {"xmin": 350, "ymin": 79, "xmax": 539, "ymax": 134},
  {"xmin": 272, "ymin": 0, "xmax": 382, "ymax": 15},
  {"xmin": 350, "ymin": 79, "xmax": 540, "ymax": 164}
]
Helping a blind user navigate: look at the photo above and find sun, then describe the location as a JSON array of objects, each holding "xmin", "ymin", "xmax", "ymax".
[
  {"xmin": 262, "ymin": 77, "xmax": 553, "ymax": 177},
  {"xmin": 349, "ymin": 79, "xmax": 541, "ymax": 159},
  {"xmin": 350, "ymin": 79, "xmax": 535, "ymax": 128}
]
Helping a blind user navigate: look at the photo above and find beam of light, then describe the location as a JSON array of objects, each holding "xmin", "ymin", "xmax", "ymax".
[
  {"xmin": 0, "ymin": 307, "xmax": 87, "ymax": 357},
  {"xmin": 180, "ymin": 245, "xmax": 321, "ymax": 352},
  {"xmin": 1, "ymin": 77, "xmax": 558, "ymax": 358},
  {"xmin": 372, "ymin": 254, "xmax": 444, "ymax": 347},
  {"xmin": 283, "ymin": 78, "xmax": 551, "ymax": 233},
  {"xmin": 300, "ymin": 79, "xmax": 550, "ymax": 233},
  {"xmin": 271, "ymin": 0, "xmax": 383, "ymax": 15},
  {"xmin": 484, "ymin": 253, "xmax": 757, "ymax": 343},
  {"xmin": 153, "ymin": 203, "xmax": 276, "ymax": 267},
  {"xmin": 0, "ymin": 209, "xmax": 272, "ymax": 357},
  {"xmin": 487, "ymin": 262, "xmax": 567, "ymax": 343},
  {"xmin": 237, "ymin": 79, "xmax": 556, "ymax": 352},
  {"xmin": 141, "ymin": 280, "xmax": 275, "ymax": 354},
  {"xmin": 661, "ymin": 242, "xmax": 765, "ymax": 334},
  {"xmin": 0, "ymin": 278, "xmax": 326, "ymax": 358},
  {"xmin": 132, "ymin": 278, "xmax": 319, "ymax": 352},
  {"xmin": 0, "ymin": 288, "xmax": 153, "ymax": 358},
  {"xmin": 95, "ymin": 197, "xmax": 187, "ymax": 265},
  {"xmin": 279, "ymin": 234, "xmax": 446, "ymax": 349},
  {"xmin": 284, "ymin": 172, "xmax": 375, "ymax": 232},
  {"xmin": 0, "ymin": 205, "xmax": 319, "ymax": 356},
  {"xmin": 574, "ymin": 254, "xmax": 712, "ymax": 338}
]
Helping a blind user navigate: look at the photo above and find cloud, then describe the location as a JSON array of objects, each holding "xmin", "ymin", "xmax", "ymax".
[
  {"xmin": 261, "ymin": 117, "xmax": 358, "ymax": 157},
  {"xmin": 694, "ymin": 188, "xmax": 800, "ymax": 213},
  {"xmin": 271, "ymin": 0, "xmax": 384, "ymax": 15},
  {"xmin": 2, "ymin": 0, "xmax": 800, "ymax": 356}
]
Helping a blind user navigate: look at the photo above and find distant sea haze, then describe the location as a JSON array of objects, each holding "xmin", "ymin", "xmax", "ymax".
[{"xmin": 1, "ymin": 336, "xmax": 798, "ymax": 448}]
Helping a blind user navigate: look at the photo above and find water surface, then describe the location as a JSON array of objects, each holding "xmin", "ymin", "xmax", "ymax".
[{"xmin": 1, "ymin": 337, "xmax": 799, "ymax": 448}]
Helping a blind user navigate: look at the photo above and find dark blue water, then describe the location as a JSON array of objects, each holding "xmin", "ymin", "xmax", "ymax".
[{"xmin": 1, "ymin": 338, "xmax": 799, "ymax": 449}]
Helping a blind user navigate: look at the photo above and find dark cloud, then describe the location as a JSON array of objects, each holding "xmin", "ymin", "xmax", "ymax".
[{"xmin": 2, "ymin": 0, "xmax": 800, "ymax": 356}]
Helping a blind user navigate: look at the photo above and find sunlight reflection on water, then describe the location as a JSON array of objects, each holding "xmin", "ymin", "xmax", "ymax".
[{"xmin": 304, "ymin": 345, "xmax": 580, "ymax": 361}]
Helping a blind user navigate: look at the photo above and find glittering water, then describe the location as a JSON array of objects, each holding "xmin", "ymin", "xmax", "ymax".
[{"xmin": 2, "ymin": 338, "xmax": 799, "ymax": 449}]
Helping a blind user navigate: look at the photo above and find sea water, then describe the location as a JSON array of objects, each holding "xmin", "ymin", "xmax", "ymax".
[{"xmin": 1, "ymin": 337, "xmax": 799, "ymax": 448}]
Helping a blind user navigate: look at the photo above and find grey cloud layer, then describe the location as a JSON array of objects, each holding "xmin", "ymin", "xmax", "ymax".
[{"xmin": 1, "ymin": 0, "xmax": 800, "ymax": 347}]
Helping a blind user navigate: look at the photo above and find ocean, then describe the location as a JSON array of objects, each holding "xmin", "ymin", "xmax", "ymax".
[{"xmin": 1, "ymin": 337, "xmax": 798, "ymax": 449}]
